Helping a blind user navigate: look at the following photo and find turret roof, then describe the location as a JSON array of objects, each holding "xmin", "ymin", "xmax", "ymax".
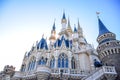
[
  {"xmin": 74, "ymin": 25, "xmax": 77, "ymax": 32},
  {"xmin": 98, "ymin": 18, "xmax": 111, "ymax": 37},
  {"xmin": 52, "ymin": 22, "xmax": 56, "ymax": 31},
  {"xmin": 62, "ymin": 12, "xmax": 66, "ymax": 19},
  {"xmin": 37, "ymin": 37, "xmax": 48, "ymax": 50}
]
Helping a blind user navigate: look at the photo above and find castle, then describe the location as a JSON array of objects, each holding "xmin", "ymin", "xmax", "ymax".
[{"xmin": 0, "ymin": 12, "xmax": 120, "ymax": 80}]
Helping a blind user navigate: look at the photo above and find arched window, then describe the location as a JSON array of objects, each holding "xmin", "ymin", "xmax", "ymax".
[
  {"xmin": 50, "ymin": 57, "xmax": 55, "ymax": 68},
  {"xmin": 58, "ymin": 53, "xmax": 68, "ymax": 68},
  {"xmin": 38, "ymin": 57, "xmax": 47, "ymax": 65},
  {"xmin": 28, "ymin": 57, "xmax": 36, "ymax": 71},
  {"xmin": 71, "ymin": 57, "xmax": 76, "ymax": 69},
  {"xmin": 21, "ymin": 64, "xmax": 26, "ymax": 72},
  {"xmin": 28, "ymin": 62, "xmax": 31, "ymax": 71},
  {"xmin": 31, "ymin": 60, "xmax": 36, "ymax": 70},
  {"xmin": 66, "ymin": 58, "xmax": 68, "ymax": 68}
]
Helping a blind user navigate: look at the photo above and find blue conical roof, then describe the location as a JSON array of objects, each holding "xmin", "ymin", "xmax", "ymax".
[
  {"xmin": 98, "ymin": 18, "xmax": 111, "ymax": 36},
  {"xmin": 54, "ymin": 35, "xmax": 72, "ymax": 48},
  {"xmin": 37, "ymin": 38, "xmax": 48, "ymax": 50},
  {"xmin": 74, "ymin": 25, "xmax": 77, "ymax": 32},
  {"xmin": 62, "ymin": 12, "xmax": 66, "ymax": 19}
]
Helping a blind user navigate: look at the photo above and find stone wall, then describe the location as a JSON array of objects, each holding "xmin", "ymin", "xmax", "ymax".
[{"xmin": 101, "ymin": 53, "xmax": 120, "ymax": 79}]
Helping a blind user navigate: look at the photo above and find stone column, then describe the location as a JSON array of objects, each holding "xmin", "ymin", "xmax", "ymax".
[
  {"xmin": 55, "ymin": 57, "xmax": 58, "ymax": 68},
  {"xmin": 34, "ymin": 61, "xmax": 37, "ymax": 71},
  {"xmin": 76, "ymin": 54, "xmax": 80, "ymax": 69},
  {"xmin": 116, "ymin": 48, "xmax": 119, "ymax": 53},
  {"xmin": 113, "ymin": 49, "xmax": 116, "ymax": 53},
  {"xmin": 89, "ymin": 55, "xmax": 94, "ymax": 70},
  {"xmin": 69, "ymin": 57, "xmax": 71, "ymax": 69},
  {"xmin": 35, "ymin": 58, "xmax": 39, "ymax": 70}
]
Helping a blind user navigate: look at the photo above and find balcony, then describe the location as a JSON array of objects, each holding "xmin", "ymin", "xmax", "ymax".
[
  {"xmin": 82, "ymin": 66, "xmax": 117, "ymax": 80},
  {"xmin": 13, "ymin": 66, "xmax": 117, "ymax": 80},
  {"xmin": 51, "ymin": 68, "xmax": 89, "ymax": 79}
]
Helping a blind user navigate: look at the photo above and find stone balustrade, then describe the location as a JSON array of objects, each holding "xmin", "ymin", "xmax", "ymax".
[
  {"xmin": 13, "ymin": 66, "xmax": 117, "ymax": 80},
  {"xmin": 51, "ymin": 68, "xmax": 89, "ymax": 76},
  {"xmin": 103, "ymin": 66, "xmax": 117, "ymax": 74},
  {"xmin": 36, "ymin": 65, "xmax": 51, "ymax": 73},
  {"xmin": 82, "ymin": 66, "xmax": 117, "ymax": 80}
]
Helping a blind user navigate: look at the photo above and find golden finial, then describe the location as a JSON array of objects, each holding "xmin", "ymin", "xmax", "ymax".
[{"xmin": 96, "ymin": 12, "xmax": 100, "ymax": 18}]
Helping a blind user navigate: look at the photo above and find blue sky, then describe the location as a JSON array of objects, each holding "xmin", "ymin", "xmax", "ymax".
[{"xmin": 0, "ymin": 0, "xmax": 120, "ymax": 71}]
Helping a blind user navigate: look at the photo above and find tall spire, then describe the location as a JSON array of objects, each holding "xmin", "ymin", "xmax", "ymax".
[
  {"xmin": 60, "ymin": 11, "xmax": 67, "ymax": 32},
  {"xmin": 49, "ymin": 21, "xmax": 56, "ymax": 41},
  {"xmin": 67, "ymin": 17, "xmax": 72, "ymax": 34},
  {"xmin": 68, "ymin": 17, "xmax": 70, "ymax": 27},
  {"xmin": 78, "ymin": 19, "xmax": 81, "ymax": 30},
  {"xmin": 61, "ymin": 11, "xmax": 67, "ymax": 24},
  {"xmin": 52, "ymin": 19, "xmax": 56, "ymax": 31},
  {"xmin": 73, "ymin": 24, "xmax": 78, "ymax": 40},
  {"xmin": 62, "ymin": 11, "xmax": 66, "ymax": 19},
  {"xmin": 77, "ymin": 19, "xmax": 83, "ymax": 37}
]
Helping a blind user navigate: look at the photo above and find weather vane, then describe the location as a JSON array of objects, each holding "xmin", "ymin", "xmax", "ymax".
[
  {"xmin": 96, "ymin": 12, "xmax": 100, "ymax": 18},
  {"xmin": 42, "ymin": 34, "xmax": 44, "ymax": 38}
]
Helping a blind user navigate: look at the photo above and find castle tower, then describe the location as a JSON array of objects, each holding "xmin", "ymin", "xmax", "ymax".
[
  {"xmin": 77, "ymin": 19, "xmax": 83, "ymax": 38},
  {"xmin": 96, "ymin": 16, "xmax": 120, "ymax": 79},
  {"xmin": 73, "ymin": 24, "xmax": 78, "ymax": 41},
  {"xmin": 77, "ymin": 20, "xmax": 87, "ymax": 44},
  {"xmin": 59, "ymin": 12, "xmax": 68, "ymax": 39},
  {"xmin": 49, "ymin": 21, "xmax": 56, "ymax": 43},
  {"xmin": 1, "ymin": 12, "xmax": 118, "ymax": 80},
  {"xmin": 1, "ymin": 65, "xmax": 15, "ymax": 80},
  {"xmin": 66, "ymin": 17, "xmax": 72, "ymax": 39},
  {"xmin": 61, "ymin": 12, "xmax": 67, "ymax": 31}
]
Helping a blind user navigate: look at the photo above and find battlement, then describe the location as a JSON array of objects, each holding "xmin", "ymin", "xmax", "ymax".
[{"xmin": 3, "ymin": 65, "xmax": 15, "ymax": 74}]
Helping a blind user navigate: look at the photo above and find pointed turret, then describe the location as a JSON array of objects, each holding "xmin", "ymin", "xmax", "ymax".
[
  {"xmin": 62, "ymin": 12, "xmax": 66, "ymax": 19},
  {"xmin": 67, "ymin": 17, "xmax": 72, "ymax": 34},
  {"xmin": 37, "ymin": 35, "xmax": 48, "ymax": 50},
  {"xmin": 61, "ymin": 12, "xmax": 67, "ymax": 24},
  {"xmin": 98, "ymin": 18, "xmax": 111, "ymax": 37},
  {"xmin": 78, "ymin": 19, "xmax": 81, "ymax": 30},
  {"xmin": 76, "ymin": 19, "xmax": 87, "ymax": 44},
  {"xmin": 61, "ymin": 12, "xmax": 67, "ymax": 31},
  {"xmin": 52, "ymin": 21, "xmax": 56, "ymax": 31},
  {"xmin": 97, "ymin": 17, "xmax": 116, "ymax": 44},
  {"xmin": 49, "ymin": 21, "xmax": 56, "ymax": 42},
  {"xmin": 74, "ymin": 25, "xmax": 77, "ymax": 33},
  {"xmin": 73, "ymin": 24, "xmax": 78, "ymax": 41},
  {"xmin": 68, "ymin": 17, "xmax": 70, "ymax": 27},
  {"xmin": 77, "ymin": 19, "xmax": 83, "ymax": 37}
]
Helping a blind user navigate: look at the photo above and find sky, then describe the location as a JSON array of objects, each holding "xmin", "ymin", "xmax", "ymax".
[{"xmin": 0, "ymin": 0, "xmax": 120, "ymax": 71}]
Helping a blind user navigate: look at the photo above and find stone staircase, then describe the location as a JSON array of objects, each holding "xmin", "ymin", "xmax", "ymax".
[{"xmin": 82, "ymin": 66, "xmax": 117, "ymax": 80}]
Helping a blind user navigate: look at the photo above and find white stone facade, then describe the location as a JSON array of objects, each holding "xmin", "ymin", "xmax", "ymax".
[{"xmin": 0, "ymin": 13, "xmax": 118, "ymax": 80}]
